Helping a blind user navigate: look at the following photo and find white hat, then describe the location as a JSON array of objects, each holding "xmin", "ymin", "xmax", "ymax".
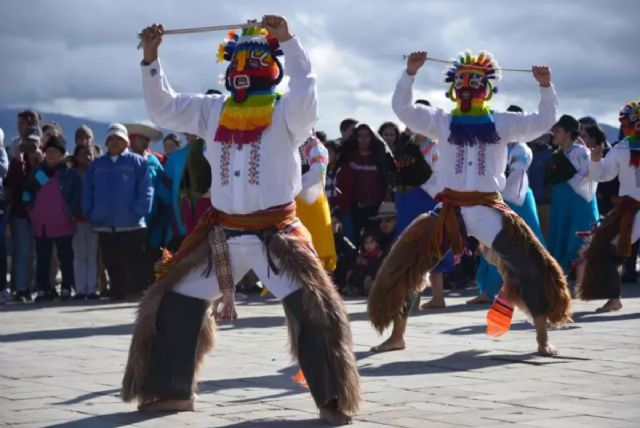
[
  {"xmin": 122, "ymin": 123, "xmax": 163, "ymax": 142},
  {"xmin": 106, "ymin": 123, "xmax": 130, "ymax": 144}
]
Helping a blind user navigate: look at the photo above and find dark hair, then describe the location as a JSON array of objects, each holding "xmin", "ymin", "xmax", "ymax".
[
  {"xmin": 339, "ymin": 118, "xmax": 358, "ymax": 133},
  {"xmin": 206, "ymin": 89, "xmax": 222, "ymax": 95},
  {"xmin": 507, "ymin": 105, "xmax": 523, "ymax": 113},
  {"xmin": 415, "ymin": 99, "xmax": 431, "ymax": 107},
  {"xmin": 579, "ymin": 116, "xmax": 598, "ymax": 126},
  {"xmin": 585, "ymin": 126, "xmax": 606, "ymax": 146},
  {"xmin": 42, "ymin": 121, "xmax": 63, "ymax": 136},
  {"xmin": 324, "ymin": 139, "xmax": 342, "ymax": 153},
  {"xmin": 93, "ymin": 145, "xmax": 103, "ymax": 156},
  {"xmin": 163, "ymin": 133, "xmax": 181, "ymax": 147},
  {"xmin": 314, "ymin": 130, "xmax": 327, "ymax": 143},
  {"xmin": 18, "ymin": 109, "xmax": 39, "ymax": 123},
  {"xmin": 378, "ymin": 122, "xmax": 400, "ymax": 140}
]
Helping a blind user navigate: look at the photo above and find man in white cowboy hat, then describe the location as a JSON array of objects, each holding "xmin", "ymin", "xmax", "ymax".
[{"xmin": 123, "ymin": 122, "xmax": 168, "ymax": 288}]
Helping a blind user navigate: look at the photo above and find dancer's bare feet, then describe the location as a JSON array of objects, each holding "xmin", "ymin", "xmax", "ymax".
[
  {"xmin": 138, "ymin": 397, "xmax": 195, "ymax": 412},
  {"xmin": 319, "ymin": 406, "xmax": 353, "ymax": 425},
  {"xmin": 466, "ymin": 294, "xmax": 490, "ymax": 304},
  {"xmin": 420, "ymin": 297, "xmax": 446, "ymax": 309},
  {"xmin": 537, "ymin": 341, "xmax": 559, "ymax": 357},
  {"xmin": 534, "ymin": 314, "xmax": 558, "ymax": 357},
  {"xmin": 370, "ymin": 336, "xmax": 406, "ymax": 353},
  {"xmin": 595, "ymin": 298, "xmax": 622, "ymax": 313}
]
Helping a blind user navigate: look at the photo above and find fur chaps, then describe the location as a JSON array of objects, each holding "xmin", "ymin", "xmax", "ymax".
[
  {"xmin": 270, "ymin": 232, "xmax": 361, "ymax": 414},
  {"xmin": 121, "ymin": 238, "xmax": 216, "ymax": 404}
]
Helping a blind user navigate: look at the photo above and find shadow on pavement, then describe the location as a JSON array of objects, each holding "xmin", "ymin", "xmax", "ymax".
[
  {"xmin": 46, "ymin": 411, "xmax": 165, "ymax": 427},
  {"xmin": 358, "ymin": 349, "xmax": 572, "ymax": 377},
  {"xmin": 0, "ymin": 323, "xmax": 133, "ymax": 342}
]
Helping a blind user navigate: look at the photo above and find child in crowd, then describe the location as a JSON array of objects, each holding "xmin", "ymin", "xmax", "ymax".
[
  {"xmin": 71, "ymin": 145, "xmax": 98, "ymax": 299},
  {"xmin": 24, "ymin": 136, "xmax": 80, "ymax": 301},
  {"xmin": 345, "ymin": 231, "xmax": 384, "ymax": 296}
]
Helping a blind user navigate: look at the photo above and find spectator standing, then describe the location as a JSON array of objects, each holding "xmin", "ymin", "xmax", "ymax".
[
  {"xmin": 324, "ymin": 140, "xmax": 341, "ymax": 209},
  {"xmin": 528, "ymin": 133, "xmax": 554, "ymax": 237},
  {"xmin": 23, "ymin": 136, "xmax": 80, "ymax": 301},
  {"xmin": 162, "ymin": 133, "xmax": 181, "ymax": 158},
  {"xmin": 336, "ymin": 124, "xmax": 395, "ymax": 245},
  {"xmin": 83, "ymin": 123, "xmax": 152, "ymax": 300},
  {"xmin": 71, "ymin": 145, "xmax": 99, "ymax": 299},
  {"xmin": 124, "ymin": 123, "xmax": 166, "ymax": 288},
  {"xmin": 547, "ymin": 115, "xmax": 599, "ymax": 275},
  {"xmin": 0, "ymin": 129, "xmax": 9, "ymax": 301},
  {"xmin": 5, "ymin": 126, "xmax": 42, "ymax": 301},
  {"xmin": 9, "ymin": 109, "xmax": 40, "ymax": 159}
]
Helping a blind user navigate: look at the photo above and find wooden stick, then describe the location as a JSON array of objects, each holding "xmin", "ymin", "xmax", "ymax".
[
  {"xmin": 402, "ymin": 55, "xmax": 532, "ymax": 72},
  {"xmin": 137, "ymin": 22, "xmax": 257, "ymax": 49}
]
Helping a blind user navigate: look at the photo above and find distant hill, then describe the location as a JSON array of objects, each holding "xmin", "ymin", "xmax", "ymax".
[
  {"xmin": 0, "ymin": 108, "xmax": 111, "ymax": 152},
  {"xmin": 0, "ymin": 108, "xmax": 169, "ymax": 153}
]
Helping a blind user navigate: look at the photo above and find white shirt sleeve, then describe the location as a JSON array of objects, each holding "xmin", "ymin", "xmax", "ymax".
[
  {"xmin": 590, "ymin": 148, "xmax": 619, "ymax": 183},
  {"xmin": 141, "ymin": 59, "xmax": 220, "ymax": 138},
  {"xmin": 567, "ymin": 144, "xmax": 596, "ymax": 201},
  {"xmin": 279, "ymin": 37, "xmax": 319, "ymax": 146},
  {"xmin": 391, "ymin": 71, "xmax": 447, "ymax": 141},
  {"xmin": 298, "ymin": 139, "xmax": 328, "ymax": 204},
  {"xmin": 502, "ymin": 144, "xmax": 531, "ymax": 206},
  {"xmin": 494, "ymin": 85, "xmax": 558, "ymax": 143}
]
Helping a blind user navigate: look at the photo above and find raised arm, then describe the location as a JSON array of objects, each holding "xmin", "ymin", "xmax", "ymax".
[
  {"xmin": 495, "ymin": 66, "xmax": 558, "ymax": 143},
  {"xmin": 263, "ymin": 15, "xmax": 318, "ymax": 145},
  {"xmin": 391, "ymin": 52, "xmax": 444, "ymax": 140},
  {"xmin": 140, "ymin": 24, "xmax": 219, "ymax": 137},
  {"xmin": 589, "ymin": 144, "xmax": 619, "ymax": 183}
]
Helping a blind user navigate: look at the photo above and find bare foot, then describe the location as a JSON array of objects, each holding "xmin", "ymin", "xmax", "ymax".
[
  {"xmin": 466, "ymin": 294, "xmax": 490, "ymax": 304},
  {"xmin": 420, "ymin": 298, "xmax": 446, "ymax": 309},
  {"xmin": 537, "ymin": 342, "xmax": 559, "ymax": 357},
  {"xmin": 595, "ymin": 298, "xmax": 622, "ymax": 313},
  {"xmin": 138, "ymin": 397, "xmax": 195, "ymax": 412},
  {"xmin": 319, "ymin": 406, "xmax": 352, "ymax": 425},
  {"xmin": 370, "ymin": 337, "xmax": 406, "ymax": 353}
]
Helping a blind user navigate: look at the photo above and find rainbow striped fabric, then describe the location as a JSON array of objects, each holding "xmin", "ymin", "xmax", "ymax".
[
  {"xmin": 214, "ymin": 92, "xmax": 279, "ymax": 144},
  {"xmin": 449, "ymin": 102, "xmax": 501, "ymax": 146}
]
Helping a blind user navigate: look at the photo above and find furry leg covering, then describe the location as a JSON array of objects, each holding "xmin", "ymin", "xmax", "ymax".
[
  {"xmin": 368, "ymin": 213, "xmax": 440, "ymax": 332},
  {"xmin": 121, "ymin": 239, "xmax": 216, "ymax": 404},
  {"xmin": 492, "ymin": 213, "xmax": 572, "ymax": 325},
  {"xmin": 579, "ymin": 242, "xmax": 623, "ymax": 300},
  {"xmin": 270, "ymin": 233, "xmax": 361, "ymax": 414}
]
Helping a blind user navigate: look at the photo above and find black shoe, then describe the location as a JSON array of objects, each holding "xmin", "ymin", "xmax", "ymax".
[
  {"xmin": 34, "ymin": 291, "xmax": 54, "ymax": 303},
  {"xmin": 72, "ymin": 293, "xmax": 86, "ymax": 301},
  {"xmin": 109, "ymin": 291, "xmax": 126, "ymax": 301},
  {"xmin": 15, "ymin": 291, "xmax": 32, "ymax": 303},
  {"xmin": 87, "ymin": 292, "xmax": 100, "ymax": 300}
]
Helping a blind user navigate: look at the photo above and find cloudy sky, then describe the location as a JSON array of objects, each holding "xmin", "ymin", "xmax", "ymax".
[{"xmin": 1, "ymin": 0, "xmax": 637, "ymax": 138}]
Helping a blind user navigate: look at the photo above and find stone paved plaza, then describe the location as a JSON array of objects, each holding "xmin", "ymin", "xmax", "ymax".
[{"xmin": 1, "ymin": 285, "xmax": 639, "ymax": 427}]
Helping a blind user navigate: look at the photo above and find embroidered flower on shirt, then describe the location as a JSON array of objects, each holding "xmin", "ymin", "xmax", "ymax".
[
  {"xmin": 478, "ymin": 143, "xmax": 487, "ymax": 176},
  {"xmin": 248, "ymin": 140, "xmax": 261, "ymax": 185},
  {"xmin": 454, "ymin": 145, "xmax": 465, "ymax": 174},
  {"xmin": 220, "ymin": 143, "xmax": 232, "ymax": 185}
]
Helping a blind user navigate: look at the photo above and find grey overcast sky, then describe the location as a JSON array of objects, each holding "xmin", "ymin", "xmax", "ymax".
[{"xmin": 1, "ymin": 0, "xmax": 638, "ymax": 137}]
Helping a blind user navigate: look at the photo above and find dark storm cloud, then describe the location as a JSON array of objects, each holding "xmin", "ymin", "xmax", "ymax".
[{"xmin": 0, "ymin": 0, "xmax": 637, "ymax": 134}]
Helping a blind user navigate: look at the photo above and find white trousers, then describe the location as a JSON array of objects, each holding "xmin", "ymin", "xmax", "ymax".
[
  {"xmin": 174, "ymin": 235, "xmax": 302, "ymax": 302},
  {"xmin": 460, "ymin": 206, "xmax": 504, "ymax": 247},
  {"xmin": 611, "ymin": 213, "xmax": 640, "ymax": 246}
]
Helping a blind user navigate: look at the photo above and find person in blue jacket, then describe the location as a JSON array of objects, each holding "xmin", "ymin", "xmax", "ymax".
[{"xmin": 83, "ymin": 123, "xmax": 153, "ymax": 300}]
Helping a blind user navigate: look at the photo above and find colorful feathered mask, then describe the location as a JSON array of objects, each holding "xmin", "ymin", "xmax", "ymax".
[
  {"xmin": 216, "ymin": 27, "xmax": 284, "ymax": 103},
  {"xmin": 443, "ymin": 50, "xmax": 502, "ymax": 113},
  {"xmin": 619, "ymin": 101, "xmax": 640, "ymax": 138}
]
